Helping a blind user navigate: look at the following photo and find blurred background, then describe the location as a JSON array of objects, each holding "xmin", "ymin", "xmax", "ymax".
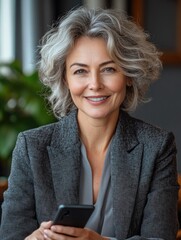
[{"xmin": 0, "ymin": 0, "xmax": 181, "ymax": 178}]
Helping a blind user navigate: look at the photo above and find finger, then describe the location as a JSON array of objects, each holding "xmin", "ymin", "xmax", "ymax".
[
  {"xmin": 44, "ymin": 229, "xmax": 65, "ymax": 240},
  {"xmin": 38, "ymin": 221, "xmax": 52, "ymax": 236},
  {"xmin": 43, "ymin": 232, "xmax": 52, "ymax": 240},
  {"xmin": 24, "ymin": 227, "xmax": 45, "ymax": 240},
  {"xmin": 51, "ymin": 225, "xmax": 84, "ymax": 237},
  {"xmin": 41, "ymin": 221, "xmax": 52, "ymax": 229}
]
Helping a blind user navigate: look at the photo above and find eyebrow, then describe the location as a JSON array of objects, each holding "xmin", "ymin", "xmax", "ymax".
[{"xmin": 69, "ymin": 60, "xmax": 115, "ymax": 68}]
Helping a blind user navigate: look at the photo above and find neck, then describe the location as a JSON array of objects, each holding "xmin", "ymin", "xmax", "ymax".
[{"xmin": 78, "ymin": 111, "xmax": 120, "ymax": 152}]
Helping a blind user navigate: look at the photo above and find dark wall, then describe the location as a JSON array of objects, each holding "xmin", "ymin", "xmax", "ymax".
[{"xmin": 51, "ymin": 0, "xmax": 82, "ymax": 21}]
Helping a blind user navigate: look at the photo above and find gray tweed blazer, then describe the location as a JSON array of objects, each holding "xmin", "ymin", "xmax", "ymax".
[{"xmin": 0, "ymin": 110, "xmax": 179, "ymax": 240}]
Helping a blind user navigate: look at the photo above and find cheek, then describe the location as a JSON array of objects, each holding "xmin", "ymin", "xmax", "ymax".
[
  {"xmin": 68, "ymin": 81, "xmax": 85, "ymax": 96},
  {"xmin": 65, "ymin": 73, "xmax": 85, "ymax": 95},
  {"xmin": 108, "ymin": 80, "xmax": 127, "ymax": 93}
]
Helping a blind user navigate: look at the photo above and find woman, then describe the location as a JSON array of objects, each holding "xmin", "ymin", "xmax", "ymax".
[{"xmin": 0, "ymin": 7, "xmax": 179, "ymax": 240}]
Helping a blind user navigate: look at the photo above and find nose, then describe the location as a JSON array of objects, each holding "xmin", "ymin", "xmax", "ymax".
[{"xmin": 88, "ymin": 72, "xmax": 103, "ymax": 90}]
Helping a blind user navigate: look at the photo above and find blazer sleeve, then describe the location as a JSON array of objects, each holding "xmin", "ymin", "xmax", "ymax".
[
  {"xmin": 0, "ymin": 133, "xmax": 38, "ymax": 240},
  {"xmin": 128, "ymin": 132, "xmax": 179, "ymax": 240},
  {"xmin": 111, "ymin": 132, "xmax": 179, "ymax": 240},
  {"xmin": 139, "ymin": 132, "xmax": 179, "ymax": 239}
]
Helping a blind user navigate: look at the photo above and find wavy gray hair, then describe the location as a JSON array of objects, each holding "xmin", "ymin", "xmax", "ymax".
[{"xmin": 38, "ymin": 7, "xmax": 162, "ymax": 118}]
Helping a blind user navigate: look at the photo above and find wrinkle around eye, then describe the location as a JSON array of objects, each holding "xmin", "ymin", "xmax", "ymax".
[
  {"xmin": 73, "ymin": 69, "xmax": 88, "ymax": 75},
  {"xmin": 101, "ymin": 67, "xmax": 116, "ymax": 73}
]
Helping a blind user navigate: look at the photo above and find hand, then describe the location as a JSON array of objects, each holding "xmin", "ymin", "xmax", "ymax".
[
  {"xmin": 43, "ymin": 225, "xmax": 109, "ymax": 239},
  {"xmin": 24, "ymin": 221, "xmax": 52, "ymax": 240}
]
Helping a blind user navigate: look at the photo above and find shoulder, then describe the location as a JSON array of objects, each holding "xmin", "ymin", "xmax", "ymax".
[
  {"xmin": 19, "ymin": 121, "xmax": 59, "ymax": 144},
  {"xmin": 19, "ymin": 110, "xmax": 77, "ymax": 143},
  {"xmin": 131, "ymin": 115, "xmax": 174, "ymax": 139},
  {"xmin": 122, "ymin": 112, "xmax": 176, "ymax": 151},
  {"xmin": 123, "ymin": 111, "xmax": 172, "ymax": 137},
  {"xmin": 132, "ymin": 115, "xmax": 167, "ymax": 135},
  {"xmin": 15, "ymin": 110, "xmax": 79, "ymax": 152},
  {"xmin": 13, "ymin": 122, "xmax": 60, "ymax": 156}
]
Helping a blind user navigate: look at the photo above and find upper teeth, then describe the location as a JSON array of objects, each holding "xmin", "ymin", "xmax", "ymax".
[{"xmin": 87, "ymin": 97, "xmax": 107, "ymax": 102}]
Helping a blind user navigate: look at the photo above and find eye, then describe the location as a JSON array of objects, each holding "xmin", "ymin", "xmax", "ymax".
[
  {"xmin": 102, "ymin": 67, "xmax": 116, "ymax": 73},
  {"xmin": 73, "ymin": 69, "xmax": 87, "ymax": 75}
]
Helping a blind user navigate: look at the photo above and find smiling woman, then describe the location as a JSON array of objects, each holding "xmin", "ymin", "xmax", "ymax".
[
  {"xmin": 65, "ymin": 37, "xmax": 128, "ymax": 122},
  {"xmin": 38, "ymin": 8, "xmax": 161, "ymax": 119},
  {"xmin": 0, "ymin": 7, "xmax": 178, "ymax": 240}
]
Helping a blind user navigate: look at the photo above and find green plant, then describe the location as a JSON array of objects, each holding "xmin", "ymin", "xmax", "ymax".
[{"xmin": 0, "ymin": 61, "xmax": 55, "ymax": 176}]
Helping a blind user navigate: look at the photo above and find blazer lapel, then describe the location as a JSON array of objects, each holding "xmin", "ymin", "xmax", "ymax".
[
  {"xmin": 47, "ymin": 111, "xmax": 81, "ymax": 207},
  {"xmin": 111, "ymin": 112, "xmax": 143, "ymax": 239}
]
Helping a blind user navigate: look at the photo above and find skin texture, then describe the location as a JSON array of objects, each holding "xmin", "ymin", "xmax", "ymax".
[{"xmin": 65, "ymin": 36, "xmax": 128, "ymax": 123}]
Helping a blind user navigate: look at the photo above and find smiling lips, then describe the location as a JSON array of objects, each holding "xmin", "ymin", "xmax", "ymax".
[{"xmin": 85, "ymin": 96, "xmax": 109, "ymax": 103}]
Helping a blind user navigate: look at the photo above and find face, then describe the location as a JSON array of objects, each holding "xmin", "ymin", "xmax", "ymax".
[{"xmin": 65, "ymin": 36, "xmax": 128, "ymax": 122}]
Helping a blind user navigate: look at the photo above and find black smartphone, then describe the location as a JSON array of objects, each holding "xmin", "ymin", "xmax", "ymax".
[{"xmin": 52, "ymin": 204, "xmax": 95, "ymax": 228}]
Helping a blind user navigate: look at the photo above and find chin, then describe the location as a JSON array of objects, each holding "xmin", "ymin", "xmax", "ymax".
[{"xmin": 86, "ymin": 111, "xmax": 110, "ymax": 120}]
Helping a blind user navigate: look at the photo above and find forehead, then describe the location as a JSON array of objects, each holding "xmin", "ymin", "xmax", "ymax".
[{"xmin": 66, "ymin": 36, "xmax": 111, "ymax": 64}]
